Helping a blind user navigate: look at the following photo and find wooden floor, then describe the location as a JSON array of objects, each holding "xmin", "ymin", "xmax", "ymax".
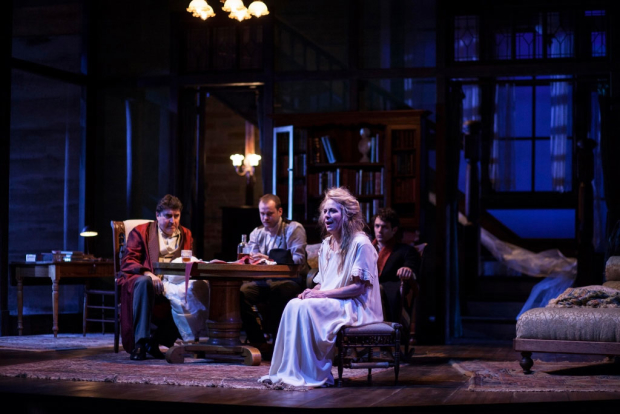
[{"xmin": 1, "ymin": 341, "xmax": 619, "ymax": 414}]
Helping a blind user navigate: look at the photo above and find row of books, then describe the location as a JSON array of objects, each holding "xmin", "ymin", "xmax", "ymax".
[
  {"xmin": 392, "ymin": 129, "xmax": 417, "ymax": 150},
  {"xmin": 360, "ymin": 200, "xmax": 383, "ymax": 224},
  {"xmin": 320, "ymin": 136, "xmax": 338, "ymax": 163},
  {"xmin": 393, "ymin": 178, "xmax": 417, "ymax": 203},
  {"xmin": 368, "ymin": 135, "xmax": 381, "ymax": 163},
  {"xmin": 393, "ymin": 152, "xmax": 417, "ymax": 176},
  {"xmin": 307, "ymin": 168, "xmax": 384, "ymax": 197}
]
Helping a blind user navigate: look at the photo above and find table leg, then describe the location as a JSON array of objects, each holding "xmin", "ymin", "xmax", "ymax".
[
  {"xmin": 206, "ymin": 280, "xmax": 244, "ymax": 346},
  {"xmin": 51, "ymin": 276, "xmax": 59, "ymax": 338},
  {"xmin": 17, "ymin": 275, "xmax": 23, "ymax": 336}
]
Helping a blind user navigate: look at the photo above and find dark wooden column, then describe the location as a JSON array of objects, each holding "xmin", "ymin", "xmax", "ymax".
[
  {"xmin": 434, "ymin": 0, "xmax": 463, "ymax": 343},
  {"xmin": 601, "ymin": 5, "xmax": 620, "ymax": 259},
  {"xmin": 261, "ymin": 15, "xmax": 275, "ymax": 194},
  {"xmin": 0, "ymin": 0, "xmax": 12, "ymax": 336},
  {"xmin": 575, "ymin": 138, "xmax": 597, "ymax": 286},
  {"xmin": 462, "ymin": 120, "xmax": 482, "ymax": 295}
]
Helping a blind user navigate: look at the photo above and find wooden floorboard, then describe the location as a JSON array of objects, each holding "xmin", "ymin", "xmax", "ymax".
[{"xmin": 1, "ymin": 342, "xmax": 619, "ymax": 413}]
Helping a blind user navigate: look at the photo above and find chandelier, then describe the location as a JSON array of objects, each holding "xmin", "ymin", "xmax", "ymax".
[{"xmin": 187, "ymin": 0, "xmax": 269, "ymax": 22}]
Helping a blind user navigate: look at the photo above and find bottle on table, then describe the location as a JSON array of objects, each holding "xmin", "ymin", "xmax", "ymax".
[{"xmin": 237, "ymin": 234, "xmax": 250, "ymax": 260}]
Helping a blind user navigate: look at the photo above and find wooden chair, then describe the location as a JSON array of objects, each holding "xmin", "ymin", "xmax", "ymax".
[
  {"xmin": 335, "ymin": 242, "xmax": 427, "ymax": 387},
  {"xmin": 336, "ymin": 321, "xmax": 402, "ymax": 387},
  {"xmin": 400, "ymin": 242, "xmax": 426, "ymax": 360},
  {"xmin": 83, "ymin": 219, "xmax": 152, "ymax": 353}
]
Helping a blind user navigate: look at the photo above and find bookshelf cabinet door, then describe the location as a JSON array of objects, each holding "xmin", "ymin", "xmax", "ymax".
[{"xmin": 273, "ymin": 125, "xmax": 294, "ymax": 220}]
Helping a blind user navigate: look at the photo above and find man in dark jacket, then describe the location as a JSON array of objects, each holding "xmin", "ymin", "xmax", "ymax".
[
  {"xmin": 372, "ymin": 208, "xmax": 421, "ymax": 323},
  {"xmin": 118, "ymin": 194, "xmax": 192, "ymax": 360}
]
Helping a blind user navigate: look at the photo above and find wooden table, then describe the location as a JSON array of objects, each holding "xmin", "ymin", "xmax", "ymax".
[
  {"xmin": 10, "ymin": 261, "xmax": 114, "ymax": 337},
  {"xmin": 152, "ymin": 262, "xmax": 299, "ymax": 366}
]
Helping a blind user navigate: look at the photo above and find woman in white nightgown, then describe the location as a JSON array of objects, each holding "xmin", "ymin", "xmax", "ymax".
[{"xmin": 260, "ymin": 187, "xmax": 383, "ymax": 387}]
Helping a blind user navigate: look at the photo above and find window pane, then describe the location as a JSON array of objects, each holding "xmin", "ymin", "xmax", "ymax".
[
  {"xmin": 535, "ymin": 85, "xmax": 550, "ymax": 136},
  {"xmin": 586, "ymin": 10, "xmax": 607, "ymax": 57},
  {"xmin": 513, "ymin": 140, "xmax": 532, "ymax": 191},
  {"xmin": 547, "ymin": 12, "xmax": 574, "ymax": 58},
  {"xmin": 514, "ymin": 86, "xmax": 532, "ymax": 137},
  {"xmin": 454, "ymin": 16, "xmax": 479, "ymax": 61},
  {"xmin": 515, "ymin": 13, "xmax": 543, "ymax": 59},
  {"xmin": 534, "ymin": 139, "xmax": 552, "ymax": 191}
]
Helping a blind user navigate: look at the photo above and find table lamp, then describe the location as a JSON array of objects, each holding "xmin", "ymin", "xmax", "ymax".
[{"xmin": 80, "ymin": 225, "xmax": 98, "ymax": 255}]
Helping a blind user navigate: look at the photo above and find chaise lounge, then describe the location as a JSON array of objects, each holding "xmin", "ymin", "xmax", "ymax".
[{"xmin": 514, "ymin": 256, "xmax": 620, "ymax": 374}]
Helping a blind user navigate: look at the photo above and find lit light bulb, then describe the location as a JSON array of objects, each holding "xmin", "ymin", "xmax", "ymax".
[
  {"xmin": 248, "ymin": 1, "xmax": 269, "ymax": 18},
  {"xmin": 222, "ymin": 0, "xmax": 244, "ymax": 12},
  {"xmin": 187, "ymin": 0, "xmax": 215, "ymax": 20},
  {"xmin": 246, "ymin": 153, "xmax": 262, "ymax": 167},
  {"xmin": 230, "ymin": 154, "xmax": 245, "ymax": 167}
]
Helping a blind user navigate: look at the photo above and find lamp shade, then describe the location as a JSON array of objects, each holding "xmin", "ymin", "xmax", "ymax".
[
  {"xmin": 230, "ymin": 153, "xmax": 245, "ymax": 166},
  {"xmin": 246, "ymin": 153, "xmax": 262, "ymax": 167},
  {"xmin": 80, "ymin": 226, "xmax": 98, "ymax": 237},
  {"xmin": 248, "ymin": 1, "xmax": 269, "ymax": 17}
]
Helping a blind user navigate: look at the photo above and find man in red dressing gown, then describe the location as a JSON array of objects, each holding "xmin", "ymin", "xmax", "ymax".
[
  {"xmin": 372, "ymin": 208, "xmax": 421, "ymax": 324},
  {"xmin": 119, "ymin": 194, "xmax": 193, "ymax": 360}
]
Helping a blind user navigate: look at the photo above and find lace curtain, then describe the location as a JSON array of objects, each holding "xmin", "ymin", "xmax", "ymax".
[
  {"xmin": 550, "ymin": 78, "xmax": 572, "ymax": 192},
  {"xmin": 491, "ymin": 84, "xmax": 516, "ymax": 191}
]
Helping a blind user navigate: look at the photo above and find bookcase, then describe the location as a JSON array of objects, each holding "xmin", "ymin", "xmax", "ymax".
[{"xmin": 271, "ymin": 110, "xmax": 430, "ymax": 230}]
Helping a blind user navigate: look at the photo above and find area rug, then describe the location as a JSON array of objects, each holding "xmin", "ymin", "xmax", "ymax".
[
  {"xmin": 0, "ymin": 333, "xmax": 117, "ymax": 351},
  {"xmin": 0, "ymin": 351, "xmax": 389, "ymax": 391},
  {"xmin": 452, "ymin": 359, "xmax": 620, "ymax": 392}
]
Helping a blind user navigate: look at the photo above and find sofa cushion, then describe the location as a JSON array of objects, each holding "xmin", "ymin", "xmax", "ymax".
[
  {"xmin": 516, "ymin": 307, "xmax": 620, "ymax": 342},
  {"xmin": 605, "ymin": 281, "xmax": 620, "ymax": 290}
]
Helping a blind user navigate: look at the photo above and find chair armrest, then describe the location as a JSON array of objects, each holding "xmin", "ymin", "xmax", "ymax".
[{"xmin": 306, "ymin": 268, "xmax": 318, "ymax": 290}]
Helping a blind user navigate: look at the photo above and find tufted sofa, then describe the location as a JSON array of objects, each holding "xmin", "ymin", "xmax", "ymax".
[{"xmin": 514, "ymin": 256, "xmax": 620, "ymax": 373}]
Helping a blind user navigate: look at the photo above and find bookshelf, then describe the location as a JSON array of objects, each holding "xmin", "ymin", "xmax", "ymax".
[{"xmin": 272, "ymin": 110, "xmax": 429, "ymax": 230}]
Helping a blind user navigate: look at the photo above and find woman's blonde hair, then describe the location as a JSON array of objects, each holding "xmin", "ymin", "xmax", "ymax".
[{"xmin": 318, "ymin": 187, "xmax": 365, "ymax": 271}]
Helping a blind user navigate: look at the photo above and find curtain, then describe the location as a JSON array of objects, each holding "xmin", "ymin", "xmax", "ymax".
[
  {"xmin": 550, "ymin": 78, "xmax": 572, "ymax": 192},
  {"xmin": 491, "ymin": 84, "xmax": 516, "ymax": 191},
  {"xmin": 462, "ymin": 84, "xmax": 481, "ymax": 123},
  {"xmin": 591, "ymin": 91, "xmax": 606, "ymax": 251}
]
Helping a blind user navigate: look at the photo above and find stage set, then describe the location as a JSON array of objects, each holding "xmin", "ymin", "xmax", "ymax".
[{"xmin": 4, "ymin": 1, "xmax": 620, "ymax": 412}]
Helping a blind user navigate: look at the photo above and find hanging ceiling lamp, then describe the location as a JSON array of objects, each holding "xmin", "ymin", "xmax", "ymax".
[
  {"xmin": 186, "ymin": 0, "xmax": 216, "ymax": 20},
  {"xmin": 187, "ymin": 0, "xmax": 269, "ymax": 21},
  {"xmin": 222, "ymin": 0, "xmax": 244, "ymax": 12},
  {"xmin": 248, "ymin": 1, "xmax": 269, "ymax": 18},
  {"xmin": 229, "ymin": 4, "xmax": 251, "ymax": 21}
]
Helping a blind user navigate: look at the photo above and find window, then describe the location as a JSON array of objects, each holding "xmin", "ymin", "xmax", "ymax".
[
  {"xmin": 490, "ymin": 78, "xmax": 572, "ymax": 193},
  {"xmin": 454, "ymin": 16, "xmax": 479, "ymax": 61}
]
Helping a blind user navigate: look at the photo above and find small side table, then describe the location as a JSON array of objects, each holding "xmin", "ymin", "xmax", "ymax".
[{"xmin": 10, "ymin": 261, "xmax": 114, "ymax": 337}]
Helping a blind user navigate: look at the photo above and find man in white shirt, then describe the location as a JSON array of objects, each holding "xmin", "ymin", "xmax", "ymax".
[{"xmin": 240, "ymin": 194, "xmax": 308, "ymax": 359}]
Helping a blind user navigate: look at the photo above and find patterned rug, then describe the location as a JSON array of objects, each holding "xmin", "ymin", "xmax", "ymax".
[
  {"xmin": 452, "ymin": 359, "xmax": 620, "ymax": 392},
  {"xmin": 0, "ymin": 351, "xmax": 388, "ymax": 391},
  {"xmin": 0, "ymin": 333, "xmax": 117, "ymax": 351}
]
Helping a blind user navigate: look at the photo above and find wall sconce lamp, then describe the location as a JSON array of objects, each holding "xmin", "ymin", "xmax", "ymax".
[
  {"xmin": 187, "ymin": 0, "xmax": 269, "ymax": 22},
  {"xmin": 230, "ymin": 153, "xmax": 261, "ymax": 177},
  {"xmin": 80, "ymin": 225, "xmax": 98, "ymax": 256}
]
